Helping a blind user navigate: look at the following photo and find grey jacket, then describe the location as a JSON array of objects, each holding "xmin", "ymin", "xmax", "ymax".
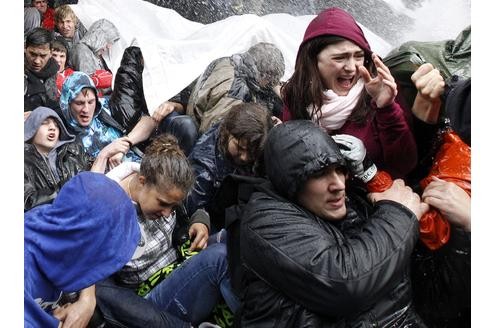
[{"xmin": 70, "ymin": 18, "xmax": 120, "ymax": 75}]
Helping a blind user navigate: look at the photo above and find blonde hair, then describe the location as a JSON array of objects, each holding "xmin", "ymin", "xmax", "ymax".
[{"xmin": 55, "ymin": 5, "xmax": 78, "ymax": 24}]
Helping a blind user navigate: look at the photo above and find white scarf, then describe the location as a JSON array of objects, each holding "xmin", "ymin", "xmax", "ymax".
[{"xmin": 307, "ymin": 78, "xmax": 365, "ymax": 133}]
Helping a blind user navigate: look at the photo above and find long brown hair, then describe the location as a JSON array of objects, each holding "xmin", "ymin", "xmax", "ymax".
[{"xmin": 282, "ymin": 35, "xmax": 375, "ymax": 124}]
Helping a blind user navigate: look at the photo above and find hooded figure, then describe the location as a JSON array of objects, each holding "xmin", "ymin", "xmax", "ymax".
[
  {"xmin": 70, "ymin": 18, "xmax": 120, "ymax": 75},
  {"xmin": 187, "ymin": 42, "xmax": 285, "ymax": 133},
  {"xmin": 282, "ymin": 7, "xmax": 417, "ymax": 179},
  {"xmin": 59, "ymin": 71, "xmax": 139, "ymax": 162},
  {"xmin": 24, "ymin": 7, "xmax": 41, "ymax": 37},
  {"xmin": 24, "ymin": 172, "xmax": 141, "ymax": 327},
  {"xmin": 238, "ymin": 120, "xmax": 425, "ymax": 327},
  {"xmin": 24, "ymin": 106, "xmax": 90, "ymax": 211}
]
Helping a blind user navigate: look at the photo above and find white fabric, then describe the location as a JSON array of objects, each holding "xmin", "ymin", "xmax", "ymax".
[
  {"xmin": 311, "ymin": 79, "xmax": 365, "ymax": 132},
  {"xmin": 70, "ymin": 0, "xmax": 392, "ymax": 115}
]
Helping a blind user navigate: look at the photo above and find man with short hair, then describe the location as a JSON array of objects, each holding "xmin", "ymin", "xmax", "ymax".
[
  {"xmin": 24, "ymin": 27, "xmax": 59, "ymax": 113},
  {"xmin": 237, "ymin": 120, "xmax": 430, "ymax": 326},
  {"xmin": 54, "ymin": 4, "xmax": 87, "ymax": 52}
]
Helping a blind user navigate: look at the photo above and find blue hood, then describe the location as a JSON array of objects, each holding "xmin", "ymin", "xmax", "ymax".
[
  {"xmin": 24, "ymin": 172, "xmax": 140, "ymax": 292},
  {"xmin": 59, "ymin": 71, "xmax": 102, "ymax": 133}
]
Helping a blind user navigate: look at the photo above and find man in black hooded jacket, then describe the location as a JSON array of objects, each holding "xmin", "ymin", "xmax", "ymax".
[{"xmin": 237, "ymin": 120, "xmax": 430, "ymax": 327}]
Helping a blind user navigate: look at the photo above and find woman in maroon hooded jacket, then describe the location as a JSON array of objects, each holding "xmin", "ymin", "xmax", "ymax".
[{"xmin": 282, "ymin": 7, "xmax": 416, "ymax": 179}]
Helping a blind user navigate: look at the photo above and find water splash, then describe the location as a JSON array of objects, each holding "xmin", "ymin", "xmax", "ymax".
[{"xmin": 389, "ymin": 0, "xmax": 471, "ymax": 44}]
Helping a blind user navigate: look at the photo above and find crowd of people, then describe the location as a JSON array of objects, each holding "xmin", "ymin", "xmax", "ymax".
[{"xmin": 24, "ymin": 2, "xmax": 471, "ymax": 328}]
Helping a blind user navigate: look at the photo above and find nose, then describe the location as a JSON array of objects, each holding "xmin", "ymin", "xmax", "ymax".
[
  {"xmin": 344, "ymin": 58, "xmax": 356, "ymax": 72},
  {"xmin": 327, "ymin": 170, "xmax": 346, "ymax": 192},
  {"xmin": 81, "ymin": 103, "xmax": 91, "ymax": 113}
]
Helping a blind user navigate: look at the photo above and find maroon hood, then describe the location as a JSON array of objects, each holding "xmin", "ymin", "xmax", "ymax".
[{"xmin": 300, "ymin": 7, "xmax": 371, "ymax": 55}]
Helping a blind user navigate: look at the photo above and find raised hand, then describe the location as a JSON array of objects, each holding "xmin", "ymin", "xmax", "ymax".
[
  {"xmin": 359, "ymin": 53, "xmax": 398, "ymax": 108},
  {"xmin": 410, "ymin": 63, "xmax": 445, "ymax": 123}
]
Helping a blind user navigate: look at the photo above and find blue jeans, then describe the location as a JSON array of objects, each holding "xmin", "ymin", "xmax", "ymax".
[
  {"xmin": 96, "ymin": 243, "xmax": 238, "ymax": 326},
  {"xmin": 145, "ymin": 242, "xmax": 239, "ymax": 324},
  {"xmin": 96, "ymin": 279, "xmax": 189, "ymax": 328}
]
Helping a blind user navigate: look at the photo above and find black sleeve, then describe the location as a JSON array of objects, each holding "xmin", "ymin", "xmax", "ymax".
[
  {"xmin": 109, "ymin": 46, "xmax": 149, "ymax": 133},
  {"xmin": 241, "ymin": 195, "xmax": 419, "ymax": 317}
]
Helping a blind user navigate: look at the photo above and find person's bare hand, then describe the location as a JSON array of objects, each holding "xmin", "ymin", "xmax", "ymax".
[
  {"xmin": 422, "ymin": 177, "xmax": 471, "ymax": 231},
  {"xmin": 99, "ymin": 137, "xmax": 132, "ymax": 169},
  {"xmin": 52, "ymin": 297, "xmax": 95, "ymax": 328},
  {"xmin": 108, "ymin": 152, "xmax": 125, "ymax": 170},
  {"xmin": 188, "ymin": 223, "xmax": 209, "ymax": 250},
  {"xmin": 369, "ymin": 179, "xmax": 429, "ymax": 220},
  {"xmin": 359, "ymin": 53, "xmax": 398, "ymax": 108},
  {"xmin": 271, "ymin": 116, "xmax": 282, "ymax": 126},
  {"xmin": 411, "ymin": 63, "xmax": 445, "ymax": 101},
  {"xmin": 152, "ymin": 101, "xmax": 178, "ymax": 124}
]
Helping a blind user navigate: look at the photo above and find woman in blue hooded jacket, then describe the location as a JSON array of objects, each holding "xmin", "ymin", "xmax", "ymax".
[{"xmin": 24, "ymin": 172, "xmax": 141, "ymax": 327}]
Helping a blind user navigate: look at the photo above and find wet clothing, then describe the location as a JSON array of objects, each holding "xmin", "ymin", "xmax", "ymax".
[
  {"xmin": 24, "ymin": 106, "xmax": 90, "ymax": 211},
  {"xmin": 109, "ymin": 46, "xmax": 198, "ymax": 155},
  {"xmin": 59, "ymin": 71, "xmax": 140, "ymax": 162},
  {"xmin": 24, "ymin": 172, "xmax": 140, "ymax": 327},
  {"xmin": 70, "ymin": 18, "xmax": 119, "ymax": 76},
  {"xmin": 24, "ymin": 7, "xmax": 41, "ymax": 37},
  {"xmin": 238, "ymin": 120, "xmax": 425, "ymax": 327},
  {"xmin": 337, "ymin": 102, "xmax": 417, "ymax": 178},
  {"xmin": 282, "ymin": 7, "xmax": 417, "ymax": 178},
  {"xmin": 24, "ymin": 57, "xmax": 59, "ymax": 112},
  {"xmin": 185, "ymin": 124, "xmax": 249, "ymax": 222},
  {"xmin": 187, "ymin": 47, "xmax": 283, "ymax": 134}
]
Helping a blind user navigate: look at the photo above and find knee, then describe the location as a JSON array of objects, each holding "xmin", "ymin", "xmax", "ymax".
[
  {"xmin": 202, "ymin": 243, "xmax": 228, "ymax": 268},
  {"xmin": 163, "ymin": 115, "xmax": 198, "ymax": 155}
]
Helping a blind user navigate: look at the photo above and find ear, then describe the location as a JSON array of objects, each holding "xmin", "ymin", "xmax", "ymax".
[{"xmin": 138, "ymin": 175, "xmax": 146, "ymax": 186}]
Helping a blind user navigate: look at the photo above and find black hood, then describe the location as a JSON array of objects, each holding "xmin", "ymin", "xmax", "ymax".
[{"xmin": 264, "ymin": 120, "xmax": 346, "ymax": 200}]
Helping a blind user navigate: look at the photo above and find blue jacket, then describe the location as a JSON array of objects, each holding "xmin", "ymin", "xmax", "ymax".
[
  {"xmin": 24, "ymin": 172, "xmax": 140, "ymax": 327},
  {"xmin": 59, "ymin": 71, "xmax": 140, "ymax": 162}
]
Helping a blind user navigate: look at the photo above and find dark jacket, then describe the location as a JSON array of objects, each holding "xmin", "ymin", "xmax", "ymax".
[
  {"xmin": 238, "ymin": 120, "xmax": 425, "ymax": 327},
  {"xmin": 109, "ymin": 46, "xmax": 149, "ymax": 132},
  {"xmin": 24, "ymin": 57, "xmax": 60, "ymax": 112},
  {"xmin": 184, "ymin": 124, "xmax": 238, "ymax": 221},
  {"xmin": 24, "ymin": 107, "xmax": 90, "ymax": 211}
]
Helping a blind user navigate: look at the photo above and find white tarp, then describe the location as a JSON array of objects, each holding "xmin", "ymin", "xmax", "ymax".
[{"xmin": 71, "ymin": 0, "xmax": 392, "ymax": 114}]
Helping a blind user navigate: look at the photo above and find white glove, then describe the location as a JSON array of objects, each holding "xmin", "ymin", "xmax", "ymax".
[{"xmin": 332, "ymin": 134, "xmax": 377, "ymax": 183}]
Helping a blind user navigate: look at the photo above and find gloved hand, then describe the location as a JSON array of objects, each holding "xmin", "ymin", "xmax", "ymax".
[{"xmin": 332, "ymin": 134, "xmax": 377, "ymax": 183}]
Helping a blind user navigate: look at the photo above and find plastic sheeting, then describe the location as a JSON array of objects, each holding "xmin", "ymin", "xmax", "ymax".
[{"xmin": 70, "ymin": 0, "xmax": 392, "ymax": 114}]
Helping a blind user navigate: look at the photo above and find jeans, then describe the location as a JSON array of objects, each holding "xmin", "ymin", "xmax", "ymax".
[
  {"xmin": 96, "ymin": 279, "xmax": 189, "ymax": 328},
  {"xmin": 96, "ymin": 243, "xmax": 238, "ymax": 326},
  {"xmin": 145, "ymin": 243, "xmax": 239, "ymax": 324}
]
